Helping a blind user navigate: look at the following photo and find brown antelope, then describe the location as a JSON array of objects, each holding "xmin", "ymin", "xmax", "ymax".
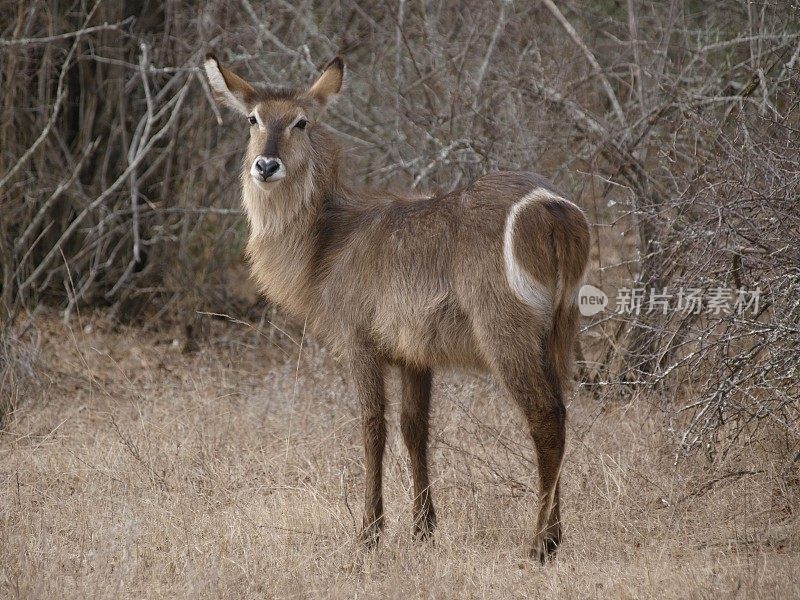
[{"xmin": 204, "ymin": 53, "xmax": 590, "ymax": 562}]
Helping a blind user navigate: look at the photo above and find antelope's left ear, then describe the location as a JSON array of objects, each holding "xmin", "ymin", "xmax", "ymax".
[{"xmin": 306, "ymin": 56, "xmax": 344, "ymax": 108}]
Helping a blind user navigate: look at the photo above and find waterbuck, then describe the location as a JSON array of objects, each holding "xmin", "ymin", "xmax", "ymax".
[{"xmin": 204, "ymin": 53, "xmax": 590, "ymax": 562}]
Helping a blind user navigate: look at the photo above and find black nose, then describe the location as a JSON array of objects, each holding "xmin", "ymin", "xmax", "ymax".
[{"xmin": 255, "ymin": 157, "xmax": 280, "ymax": 179}]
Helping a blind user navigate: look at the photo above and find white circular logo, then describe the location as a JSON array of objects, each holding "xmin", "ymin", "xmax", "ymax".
[{"xmin": 578, "ymin": 284, "xmax": 608, "ymax": 316}]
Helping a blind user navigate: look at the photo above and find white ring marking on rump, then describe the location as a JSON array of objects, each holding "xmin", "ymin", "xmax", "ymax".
[{"xmin": 503, "ymin": 187, "xmax": 572, "ymax": 312}]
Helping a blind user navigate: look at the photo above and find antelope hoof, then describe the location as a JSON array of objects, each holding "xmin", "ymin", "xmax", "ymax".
[
  {"xmin": 358, "ymin": 522, "xmax": 382, "ymax": 550},
  {"xmin": 412, "ymin": 508, "xmax": 437, "ymax": 541},
  {"xmin": 530, "ymin": 536, "xmax": 559, "ymax": 564}
]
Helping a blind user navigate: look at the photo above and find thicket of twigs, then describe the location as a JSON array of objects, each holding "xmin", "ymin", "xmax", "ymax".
[{"xmin": 1, "ymin": 1, "xmax": 798, "ymax": 466}]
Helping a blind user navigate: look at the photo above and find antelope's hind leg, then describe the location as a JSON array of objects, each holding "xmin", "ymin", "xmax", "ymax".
[
  {"xmin": 505, "ymin": 361, "xmax": 565, "ymax": 562},
  {"xmin": 400, "ymin": 365, "xmax": 436, "ymax": 539},
  {"xmin": 483, "ymin": 332, "xmax": 566, "ymax": 563}
]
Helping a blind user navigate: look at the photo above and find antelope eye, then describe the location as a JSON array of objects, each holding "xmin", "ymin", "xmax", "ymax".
[
  {"xmin": 248, "ymin": 115, "xmax": 257, "ymax": 126},
  {"xmin": 294, "ymin": 118, "xmax": 308, "ymax": 130}
]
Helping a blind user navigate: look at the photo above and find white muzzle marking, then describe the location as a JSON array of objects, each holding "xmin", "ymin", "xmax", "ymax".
[{"xmin": 251, "ymin": 156, "xmax": 286, "ymax": 184}]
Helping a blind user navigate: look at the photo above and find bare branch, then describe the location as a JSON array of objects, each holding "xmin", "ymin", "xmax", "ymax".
[
  {"xmin": 540, "ymin": 0, "xmax": 627, "ymax": 126},
  {"xmin": 0, "ymin": 18, "xmax": 132, "ymax": 47}
]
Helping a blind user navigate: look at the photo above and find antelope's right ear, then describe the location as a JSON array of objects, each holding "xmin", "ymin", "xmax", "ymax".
[{"xmin": 204, "ymin": 53, "xmax": 256, "ymax": 115}]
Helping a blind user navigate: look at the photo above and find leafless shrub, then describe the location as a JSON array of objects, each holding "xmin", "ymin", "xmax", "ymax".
[
  {"xmin": 0, "ymin": 2, "xmax": 248, "ymax": 328},
  {"xmin": 648, "ymin": 106, "xmax": 800, "ymax": 465}
]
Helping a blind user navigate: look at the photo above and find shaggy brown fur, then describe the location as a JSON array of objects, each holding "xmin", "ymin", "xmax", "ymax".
[{"xmin": 205, "ymin": 54, "xmax": 591, "ymax": 562}]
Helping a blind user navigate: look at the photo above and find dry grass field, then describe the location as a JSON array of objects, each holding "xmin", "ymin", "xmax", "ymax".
[{"xmin": 1, "ymin": 313, "xmax": 797, "ymax": 599}]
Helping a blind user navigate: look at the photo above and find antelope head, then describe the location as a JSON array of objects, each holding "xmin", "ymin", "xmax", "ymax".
[{"xmin": 204, "ymin": 53, "xmax": 344, "ymax": 233}]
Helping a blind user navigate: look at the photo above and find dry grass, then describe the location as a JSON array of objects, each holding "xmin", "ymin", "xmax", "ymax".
[{"xmin": 1, "ymin": 313, "xmax": 797, "ymax": 599}]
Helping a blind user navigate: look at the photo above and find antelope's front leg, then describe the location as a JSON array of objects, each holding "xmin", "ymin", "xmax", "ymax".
[
  {"xmin": 350, "ymin": 348, "xmax": 387, "ymax": 548},
  {"xmin": 400, "ymin": 365, "xmax": 436, "ymax": 539}
]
